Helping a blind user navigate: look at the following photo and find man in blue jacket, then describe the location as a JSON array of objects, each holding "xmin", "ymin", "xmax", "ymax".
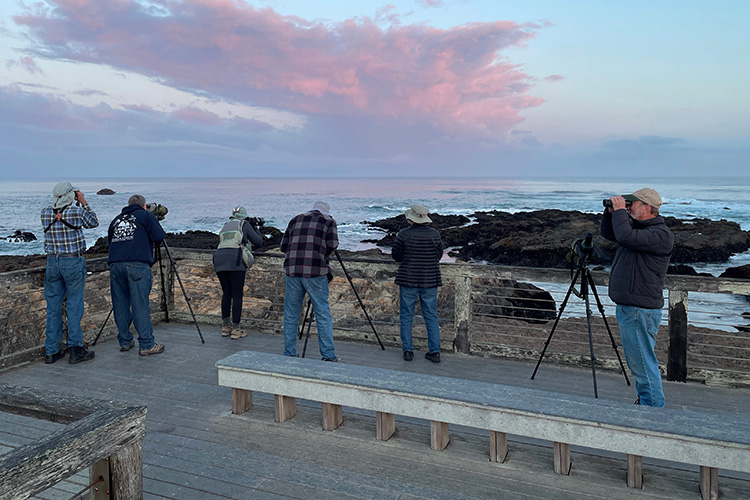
[
  {"xmin": 108, "ymin": 194, "xmax": 167, "ymax": 356},
  {"xmin": 601, "ymin": 188, "xmax": 674, "ymax": 406}
]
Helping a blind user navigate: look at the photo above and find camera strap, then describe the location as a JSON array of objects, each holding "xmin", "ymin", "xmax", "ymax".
[{"xmin": 44, "ymin": 206, "xmax": 82, "ymax": 233}]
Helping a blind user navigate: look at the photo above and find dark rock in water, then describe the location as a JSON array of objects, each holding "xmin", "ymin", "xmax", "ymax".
[
  {"xmin": 97, "ymin": 188, "xmax": 116, "ymax": 195},
  {"xmin": 737, "ymin": 312, "xmax": 750, "ymax": 333},
  {"xmin": 667, "ymin": 264, "xmax": 713, "ymax": 277},
  {"xmin": 362, "ymin": 210, "xmax": 750, "ymax": 269},
  {"xmin": 720, "ymin": 264, "xmax": 750, "ymax": 280},
  {"xmin": 473, "ymin": 278, "xmax": 556, "ymax": 324},
  {"xmin": 362, "ymin": 213, "xmax": 470, "ymax": 247},
  {"xmin": 2, "ymin": 230, "xmax": 37, "ymax": 242}
]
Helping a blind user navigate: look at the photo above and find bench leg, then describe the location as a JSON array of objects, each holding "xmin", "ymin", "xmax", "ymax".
[
  {"xmin": 489, "ymin": 431, "xmax": 508, "ymax": 463},
  {"xmin": 274, "ymin": 395, "xmax": 297, "ymax": 422},
  {"xmin": 553, "ymin": 442, "xmax": 571, "ymax": 475},
  {"xmin": 627, "ymin": 454, "xmax": 643, "ymax": 488},
  {"xmin": 700, "ymin": 466, "xmax": 719, "ymax": 500},
  {"xmin": 376, "ymin": 411, "xmax": 395, "ymax": 441},
  {"xmin": 430, "ymin": 421, "xmax": 450, "ymax": 451},
  {"xmin": 322, "ymin": 402, "xmax": 343, "ymax": 431},
  {"xmin": 232, "ymin": 388, "xmax": 253, "ymax": 415}
]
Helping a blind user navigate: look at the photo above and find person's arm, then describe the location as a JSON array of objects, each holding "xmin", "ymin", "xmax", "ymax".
[
  {"xmin": 145, "ymin": 212, "xmax": 167, "ymax": 243},
  {"xmin": 325, "ymin": 220, "xmax": 339, "ymax": 255},
  {"xmin": 280, "ymin": 220, "xmax": 293, "ymax": 254},
  {"xmin": 243, "ymin": 221, "xmax": 263, "ymax": 248},
  {"xmin": 611, "ymin": 211, "xmax": 673, "ymax": 254},
  {"xmin": 392, "ymin": 231, "xmax": 405, "ymax": 262},
  {"xmin": 75, "ymin": 192, "xmax": 99, "ymax": 229}
]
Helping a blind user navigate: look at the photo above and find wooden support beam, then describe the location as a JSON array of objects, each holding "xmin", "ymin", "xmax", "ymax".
[
  {"xmin": 489, "ymin": 431, "xmax": 508, "ymax": 463},
  {"xmin": 232, "ymin": 388, "xmax": 253, "ymax": 415},
  {"xmin": 321, "ymin": 402, "xmax": 343, "ymax": 431},
  {"xmin": 553, "ymin": 442, "xmax": 571, "ymax": 475},
  {"xmin": 627, "ymin": 454, "xmax": 643, "ymax": 489},
  {"xmin": 430, "ymin": 421, "xmax": 450, "ymax": 451},
  {"xmin": 376, "ymin": 411, "xmax": 395, "ymax": 441},
  {"xmin": 109, "ymin": 439, "xmax": 143, "ymax": 500},
  {"xmin": 700, "ymin": 466, "xmax": 719, "ymax": 500},
  {"xmin": 274, "ymin": 395, "xmax": 296, "ymax": 423}
]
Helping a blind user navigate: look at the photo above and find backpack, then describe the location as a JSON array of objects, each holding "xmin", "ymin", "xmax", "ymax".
[{"xmin": 218, "ymin": 220, "xmax": 254, "ymax": 267}]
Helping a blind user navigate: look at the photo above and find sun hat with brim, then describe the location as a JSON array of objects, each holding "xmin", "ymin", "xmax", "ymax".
[
  {"xmin": 405, "ymin": 204, "xmax": 432, "ymax": 224},
  {"xmin": 52, "ymin": 182, "xmax": 78, "ymax": 210},
  {"xmin": 312, "ymin": 201, "xmax": 330, "ymax": 216},
  {"xmin": 231, "ymin": 206, "xmax": 249, "ymax": 220},
  {"xmin": 623, "ymin": 188, "xmax": 663, "ymax": 208}
]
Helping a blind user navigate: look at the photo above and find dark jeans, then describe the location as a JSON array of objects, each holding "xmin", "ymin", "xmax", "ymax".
[
  {"xmin": 217, "ymin": 270, "xmax": 246, "ymax": 324},
  {"xmin": 110, "ymin": 262, "xmax": 155, "ymax": 350}
]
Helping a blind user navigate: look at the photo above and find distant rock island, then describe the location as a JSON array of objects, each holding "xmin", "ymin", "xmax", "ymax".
[{"xmin": 97, "ymin": 188, "xmax": 116, "ymax": 195}]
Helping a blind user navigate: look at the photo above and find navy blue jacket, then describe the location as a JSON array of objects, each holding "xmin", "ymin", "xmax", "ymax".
[
  {"xmin": 392, "ymin": 224, "xmax": 443, "ymax": 288},
  {"xmin": 107, "ymin": 204, "xmax": 167, "ymax": 265},
  {"xmin": 600, "ymin": 209, "xmax": 673, "ymax": 309}
]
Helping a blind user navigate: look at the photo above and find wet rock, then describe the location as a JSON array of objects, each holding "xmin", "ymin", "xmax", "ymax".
[
  {"xmin": 97, "ymin": 188, "xmax": 116, "ymax": 195},
  {"xmin": 1, "ymin": 230, "xmax": 37, "ymax": 242},
  {"xmin": 668, "ymin": 264, "xmax": 713, "ymax": 277},
  {"xmin": 720, "ymin": 264, "xmax": 750, "ymax": 280},
  {"xmin": 473, "ymin": 278, "xmax": 556, "ymax": 324}
]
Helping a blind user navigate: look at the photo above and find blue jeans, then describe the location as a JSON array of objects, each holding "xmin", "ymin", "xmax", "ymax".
[
  {"xmin": 44, "ymin": 256, "xmax": 86, "ymax": 355},
  {"xmin": 399, "ymin": 286, "xmax": 440, "ymax": 354},
  {"xmin": 110, "ymin": 262, "xmax": 155, "ymax": 350},
  {"xmin": 283, "ymin": 275, "xmax": 335, "ymax": 360},
  {"xmin": 616, "ymin": 305, "xmax": 665, "ymax": 407}
]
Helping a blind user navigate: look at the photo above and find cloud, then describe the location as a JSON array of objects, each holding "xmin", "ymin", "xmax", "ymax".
[
  {"xmin": 417, "ymin": 0, "xmax": 444, "ymax": 8},
  {"xmin": 544, "ymin": 74, "xmax": 564, "ymax": 82},
  {"xmin": 6, "ymin": 56, "xmax": 44, "ymax": 74},
  {"xmin": 14, "ymin": 0, "xmax": 544, "ymax": 135}
]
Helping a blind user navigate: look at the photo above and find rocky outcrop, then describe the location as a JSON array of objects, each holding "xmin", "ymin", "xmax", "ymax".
[
  {"xmin": 720, "ymin": 265, "xmax": 750, "ymax": 280},
  {"xmin": 364, "ymin": 210, "xmax": 750, "ymax": 269},
  {"xmin": 97, "ymin": 188, "xmax": 116, "ymax": 195},
  {"xmin": 1, "ymin": 230, "xmax": 37, "ymax": 242}
]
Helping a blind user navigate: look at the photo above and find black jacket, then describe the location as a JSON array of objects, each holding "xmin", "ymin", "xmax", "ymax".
[
  {"xmin": 600, "ymin": 209, "xmax": 674, "ymax": 309},
  {"xmin": 392, "ymin": 224, "xmax": 443, "ymax": 288}
]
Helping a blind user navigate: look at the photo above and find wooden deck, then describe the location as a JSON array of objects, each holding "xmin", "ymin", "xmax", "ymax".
[{"xmin": 2, "ymin": 322, "xmax": 749, "ymax": 500}]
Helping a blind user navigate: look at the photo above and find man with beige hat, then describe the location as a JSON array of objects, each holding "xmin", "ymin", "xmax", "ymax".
[
  {"xmin": 392, "ymin": 204, "xmax": 444, "ymax": 363},
  {"xmin": 601, "ymin": 187, "xmax": 674, "ymax": 406}
]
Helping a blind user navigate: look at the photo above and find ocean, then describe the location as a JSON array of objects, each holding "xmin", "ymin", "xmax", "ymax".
[{"xmin": 2, "ymin": 176, "xmax": 749, "ymax": 331}]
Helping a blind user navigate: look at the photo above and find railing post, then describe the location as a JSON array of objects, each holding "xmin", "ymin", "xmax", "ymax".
[
  {"xmin": 453, "ymin": 276, "xmax": 472, "ymax": 354},
  {"xmin": 667, "ymin": 289, "xmax": 688, "ymax": 382}
]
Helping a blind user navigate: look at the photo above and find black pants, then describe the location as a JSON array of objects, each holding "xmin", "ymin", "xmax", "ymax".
[{"xmin": 217, "ymin": 271, "xmax": 245, "ymax": 324}]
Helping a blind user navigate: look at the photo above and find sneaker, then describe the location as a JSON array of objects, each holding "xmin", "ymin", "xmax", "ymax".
[
  {"xmin": 120, "ymin": 340, "xmax": 135, "ymax": 352},
  {"xmin": 68, "ymin": 346, "xmax": 95, "ymax": 364},
  {"xmin": 323, "ymin": 357, "xmax": 340, "ymax": 362},
  {"xmin": 221, "ymin": 324, "xmax": 231, "ymax": 337},
  {"xmin": 231, "ymin": 325, "xmax": 247, "ymax": 340},
  {"xmin": 425, "ymin": 351, "xmax": 441, "ymax": 363},
  {"xmin": 403, "ymin": 351, "xmax": 414, "ymax": 361},
  {"xmin": 45, "ymin": 350, "xmax": 66, "ymax": 364},
  {"xmin": 139, "ymin": 344, "xmax": 165, "ymax": 356}
]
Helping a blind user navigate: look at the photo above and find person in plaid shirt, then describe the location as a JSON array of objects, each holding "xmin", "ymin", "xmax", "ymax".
[
  {"xmin": 280, "ymin": 201, "xmax": 339, "ymax": 361},
  {"xmin": 40, "ymin": 182, "xmax": 99, "ymax": 365}
]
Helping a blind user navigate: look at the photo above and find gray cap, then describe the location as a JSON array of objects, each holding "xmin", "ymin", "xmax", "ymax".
[
  {"xmin": 312, "ymin": 201, "xmax": 330, "ymax": 216},
  {"xmin": 52, "ymin": 182, "xmax": 78, "ymax": 209}
]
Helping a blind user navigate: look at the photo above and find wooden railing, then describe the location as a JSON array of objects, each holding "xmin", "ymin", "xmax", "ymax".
[{"xmin": 0, "ymin": 384, "xmax": 146, "ymax": 500}]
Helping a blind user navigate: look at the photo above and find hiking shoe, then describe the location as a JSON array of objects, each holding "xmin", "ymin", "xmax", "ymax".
[
  {"xmin": 221, "ymin": 324, "xmax": 232, "ymax": 337},
  {"xmin": 403, "ymin": 351, "xmax": 414, "ymax": 361},
  {"xmin": 231, "ymin": 326, "xmax": 247, "ymax": 340},
  {"xmin": 45, "ymin": 350, "xmax": 66, "ymax": 364},
  {"xmin": 68, "ymin": 346, "xmax": 95, "ymax": 364},
  {"xmin": 139, "ymin": 344, "xmax": 165, "ymax": 356},
  {"xmin": 425, "ymin": 351, "xmax": 441, "ymax": 363},
  {"xmin": 120, "ymin": 340, "xmax": 135, "ymax": 352},
  {"xmin": 323, "ymin": 357, "xmax": 340, "ymax": 363}
]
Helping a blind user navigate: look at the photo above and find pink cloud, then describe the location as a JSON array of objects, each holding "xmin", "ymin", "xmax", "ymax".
[
  {"xmin": 15, "ymin": 0, "xmax": 545, "ymax": 134},
  {"xmin": 171, "ymin": 107, "xmax": 223, "ymax": 125},
  {"xmin": 6, "ymin": 56, "xmax": 44, "ymax": 74},
  {"xmin": 544, "ymin": 74, "xmax": 564, "ymax": 82}
]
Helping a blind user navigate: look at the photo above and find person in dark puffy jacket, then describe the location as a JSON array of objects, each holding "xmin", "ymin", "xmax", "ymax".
[
  {"xmin": 392, "ymin": 204, "xmax": 444, "ymax": 363},
  {"xmin": 601, "ymin": 188, "xmax": 674, "ymax": 407},
  {"xmin": 213, "ymin": 206, "xmax": 263, "ymax": 340}
]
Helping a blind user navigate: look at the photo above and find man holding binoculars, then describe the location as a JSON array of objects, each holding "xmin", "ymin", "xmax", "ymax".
[{"xmin": 601, "ymin": 188, "xmax": 674, "ymax": 407}]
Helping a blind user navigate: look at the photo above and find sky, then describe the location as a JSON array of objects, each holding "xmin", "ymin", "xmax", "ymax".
[{"xmin": 0, "ymin": 0, "xmax": 748, "ymax": 178}]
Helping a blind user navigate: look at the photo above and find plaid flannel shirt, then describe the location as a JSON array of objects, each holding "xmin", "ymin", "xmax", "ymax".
[
  {"xmin": 280, "ymin": 210, "xmax": 338, "ymax": 278},
  {"xmin": 41, "ymin": 204, "xmax": 99, "ymax": 255}
]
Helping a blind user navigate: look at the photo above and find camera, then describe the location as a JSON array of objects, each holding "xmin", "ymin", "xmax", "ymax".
[
  {"xmin": 603, "ymin": 199, "xmax": 632, "ymax": 209},
  {"xmin": 247, "ymin": 217, "xmax": 265, "ymax": 227},
  {"xmin": 146, "ymin": 203, "xmax": 168, "ymax": 221}
]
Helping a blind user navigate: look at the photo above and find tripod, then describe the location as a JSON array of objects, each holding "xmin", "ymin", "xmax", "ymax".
[
  {"xmin": 530, "ymin": 253, "xmax": 630, "ymax": 398},
  {"xmin": 93, "ymin": 240, "xmax": 205, "ymax": 346},
  {"xmin": 296, "ymin": 250, "xmax": 385, "ymax": 358}
]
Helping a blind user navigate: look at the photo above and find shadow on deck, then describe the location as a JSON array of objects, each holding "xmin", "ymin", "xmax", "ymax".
[{"xmin": 2, "ymin": 322, "xmax": 749, "ymax": 500}]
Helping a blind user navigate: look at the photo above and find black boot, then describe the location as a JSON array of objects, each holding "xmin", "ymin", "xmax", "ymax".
[{"xmin": 68, "ymin": 346, "xmax": 95, "ymax": 364}]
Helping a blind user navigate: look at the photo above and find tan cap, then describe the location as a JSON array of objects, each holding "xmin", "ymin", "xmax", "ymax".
[
  {"xmin": 405, "ymin": 204, "xmax": 432, "ymax": 224},
  {"xmin": 623, "ymin": 188, "xmax": 663, "ymax": 208}
]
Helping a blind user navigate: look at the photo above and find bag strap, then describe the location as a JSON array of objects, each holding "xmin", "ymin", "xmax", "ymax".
[{"xmin": 44, "ymin": 206, "xmax": 83, "ymax": 233}]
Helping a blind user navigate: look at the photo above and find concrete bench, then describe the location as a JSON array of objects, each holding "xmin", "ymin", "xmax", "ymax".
[{"xmin": 216, "ymin": 351, "xmax": 750, "ymax": 500}]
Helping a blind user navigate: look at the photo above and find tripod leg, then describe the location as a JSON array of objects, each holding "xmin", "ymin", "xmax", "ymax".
[
  {"xmin": 156, "ymin": 245, "xmax": 169, "ymax": 322},
  {"xmin": 91, "ymin": 307, "xmax": 114, "ymax": 346},
  {"xmin": 161, "ymin": 242, "xmax": 205, "ymax": 344},
  {"xmin": 582, "ymin": 270, "xmax": 599, "ymax": 398},
  {"xmin": 298, "ymin": 299, "xmax": 311, "ymax": 340},
  {"xmin": 302, "ymin": 306, "xmax": 314, "ymax": 358},
  {"xmin": 334, "ymin": 250, "xmax": 385, "ymax": 350},
  {"xmin": 531, "ymin": 267, "xmax": 582, "ymax": 380},
  {"xmin": 586, "ymin": 272, "xmax": 631, "ymax": 386}
]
